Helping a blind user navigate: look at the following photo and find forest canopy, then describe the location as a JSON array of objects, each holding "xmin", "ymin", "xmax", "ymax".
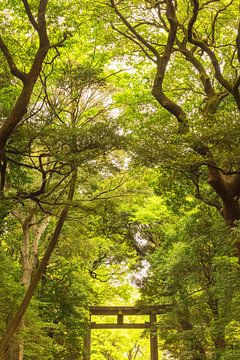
[{"xmin": 0, "ymin": 1, "xmax": 240, "ymax": 359}]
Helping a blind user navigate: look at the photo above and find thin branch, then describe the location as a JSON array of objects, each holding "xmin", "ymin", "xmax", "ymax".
[
  {"xmin": 110, "ymin": 0, "xmax": 160, "ymax": 61},
  {"xmin": 111, "ymin": 23, "xmax": 157, "ymax": 62},
  {"xmin": 210, "ymin": 0, "xmax": 234, "ymax": 44},
  {"xmin": 0, "ymin": 37, "xmax": 27, "ymax": 83},
  {"xmin": 194, "ymin": 179, "xmax": 222, "ymax": 211},
  {"xmin": 187, "ymin": 0, "xmax": 238, "ymax": 104},
  {"xmin": 21, "ymin": 0, "xmax": 39, "ymax": 32},
  {"xmin": 87, "ymin": 176, "xmax": 125, "ymax": 201}
]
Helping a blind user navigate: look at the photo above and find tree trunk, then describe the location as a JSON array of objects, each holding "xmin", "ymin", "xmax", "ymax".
[
  {"xmin": 208, "ymin": 166, "xmax": 240, "ymax": 262},
  {"xmin": 14, "ymin": 214, "xmax": 49, "ymax": 360}
]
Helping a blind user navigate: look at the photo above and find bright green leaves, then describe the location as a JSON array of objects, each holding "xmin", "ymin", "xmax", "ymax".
[{"xmin": 140, "ymin": 207, "xmax": 240, "ymax": 358}]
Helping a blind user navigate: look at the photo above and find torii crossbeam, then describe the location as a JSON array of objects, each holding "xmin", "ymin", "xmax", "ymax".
[{"xmin": 83, "ymin": 305, "xmax": 172, "ymax": 360}]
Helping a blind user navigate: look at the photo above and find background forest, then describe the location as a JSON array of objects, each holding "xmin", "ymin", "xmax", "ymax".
[{"xmin": 0, "ymin": 0, "xmax": 240, "ymax": 359}]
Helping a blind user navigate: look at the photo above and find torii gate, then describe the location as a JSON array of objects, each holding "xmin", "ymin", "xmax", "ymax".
[{"xmin": 83, "ymin": 305, "xmax": 172, "ymax": 360}]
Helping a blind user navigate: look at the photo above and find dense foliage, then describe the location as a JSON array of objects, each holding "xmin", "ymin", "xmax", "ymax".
[{"xmin": 0, "ymin": 1, "xmax": 239, "ymax": 359}]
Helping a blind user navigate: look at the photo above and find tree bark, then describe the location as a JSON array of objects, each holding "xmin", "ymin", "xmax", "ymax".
[
  {"xmin": 207, "ymin": 165, "xmax": 240, "ymax": 261},
  {"xmin": 15, "ymin": 214, "xmax": 49, "ymax": 359}
]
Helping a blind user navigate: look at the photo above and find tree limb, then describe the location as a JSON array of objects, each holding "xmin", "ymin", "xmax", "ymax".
[
  {"xmin": 178, "ymin": 40, "xmax": 215, "ymax": 99},
  {"xmin": 152, "ymin": 0, "xmax": 187, "ymax": 130},
  {"xmin": 188, "ymin": 0, "xmax": 232, "ymax": 92},
  {"xmin": 0, "ymin": 37, "xmax": 27, "ymax": 83},
  {"xmin": 22, "ymin": 0, "xmax": 39, "ymax": 32},
  {"xmin": 110, "ymin": 0, "xmax": 160, "ymax": 60}
]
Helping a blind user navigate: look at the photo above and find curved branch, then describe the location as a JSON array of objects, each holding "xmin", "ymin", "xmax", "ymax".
[
  {"xmin": 187, "ymin": 0, "xmax": 235, "ymax": 97},
  {"xmin": 110, "ymin": 0, "xmax": 160, "ymax": 61},
  {"xmin": 178, "ymin": 41, "xmax": 215, "ymax": 99},
  {"xmin": 152, "ymin": 0, "xmax": 187, "ymax": 129},
  {"xmin": 22, "ymin": 0, "xmax": 39, "ymax": 32},
  {"xmin": 210, "ymin": 0, "xmax": 234, "ymax": 45},
  {"xmin": 193, "ymin": 178, "xmax": 222, "ymax": 211},
  {"xmin": 29, "ymin": 155, "xmax": 47, "ymax": 199},
  {"xmin": 0, "ymin": 37, "xmax": 27, "ymax": 83},
  {"xmin": 111, "ymin": 23, "xmax": 156, "ymax": 62}
]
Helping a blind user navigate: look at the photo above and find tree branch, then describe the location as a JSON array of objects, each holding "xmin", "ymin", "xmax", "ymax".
[
  {"xmin": 152, "ymin": 0, "xmax": 187, "ymax": 130},
  {"xmin": 0, "ymin": 0, "xmax": 50, "ymax": 157},
  {"xmin": 111, "ymin": 23, "xmax": 156, "ymax": 62},
  {"xmin": 37, "ymin": 0, "xmax": 48, "ymax": 42},
  {"xmin": 210, "ymin": 0, "xmax": 234, "ymax": 45},
  {"xmin": 194, "ymin": 181, "xmax": 222, "ymax": 211},
  {"xmin": 178, "ymin": 40, "xmax": 215, "ymax": 100},
  {"xmin": 233, "ymin": 22, "xmax": 240, "ymax": 96},
  {"xmin": 0, "ymin": 37, "xmax": 27, "ymax": 83},
  {"xmin": 110, "ymin": 0, "xmax": 160, "ymax": 61},
  {"xmin": 187, "ymin": 0, "xmax": 235, "ymax": 97},
  {"xmin": 21, "ymin": 0, "xmax": 39, "ymax": 32}
]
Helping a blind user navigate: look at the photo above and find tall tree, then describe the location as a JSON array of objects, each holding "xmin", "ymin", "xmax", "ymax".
[
  {"xmin": 0, "ymin": 0, "xmax": 80, "ymax": 215},
  {"xmin": 107, "ymin": 0, "xmax": 240, "ymax": 260},
  {"xmin": 0, "ymin": 44, "xmax": 124, "ymax": 356}
]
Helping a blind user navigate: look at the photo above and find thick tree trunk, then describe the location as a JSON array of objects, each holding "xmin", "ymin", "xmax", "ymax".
[
  {"xmin": 208, "ymin": 166, "xmax": 240, "ymax": 262},
  {"xmin": 21, "ymin": 215, "xmax": 49, "ymax": 288},
  {"xmin": 14, "ymin": 214, "xmax": 49, "ymax": 359},
  {"xmin": 222, "ymin": 199, "xmax": 240, "ymax": 262}
]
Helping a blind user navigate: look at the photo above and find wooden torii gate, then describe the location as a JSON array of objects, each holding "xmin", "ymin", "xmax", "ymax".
[{"xmin": 83, "ymin": 305, "xmax": 172, "ymax": 360}]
